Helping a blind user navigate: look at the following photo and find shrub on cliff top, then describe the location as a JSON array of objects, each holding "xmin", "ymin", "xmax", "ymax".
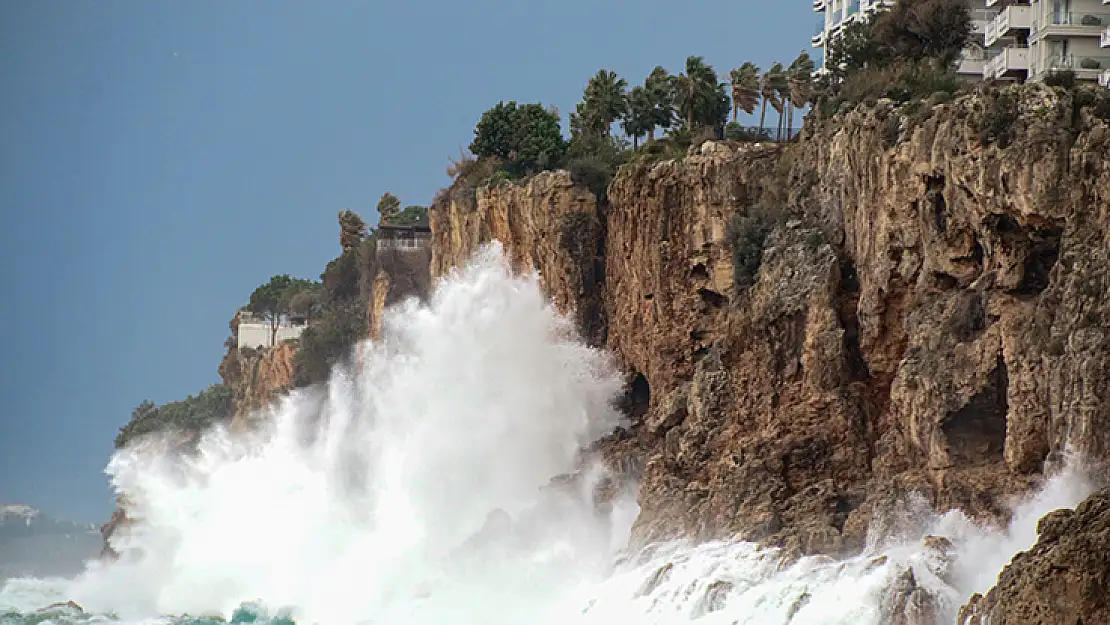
[
  {"xmin": 840, "ymin": 61, "xmax": 959, "ymax": 107},
  {"xmin": 971, "ymin": 88, "xmax": 1020, "ymax": 148},
  {"xmin": 115, "ymin": 385, "xmax": 234, "ymax": 449}
]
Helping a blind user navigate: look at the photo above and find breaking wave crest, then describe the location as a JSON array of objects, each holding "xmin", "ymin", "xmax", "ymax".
[{"xmin": 0, "ymin": 243, "xmax": 1097, "ymax": 625}]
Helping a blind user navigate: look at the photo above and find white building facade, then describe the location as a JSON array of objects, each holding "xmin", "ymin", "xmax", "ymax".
[
  {"xmin": 235, "ymin": 311, "xmax": 306, "ymax": 350},
  {"xmin": 812, "ymin": 0, "xmax": 998, "ymax": 79},
  {"xmin": 983, "ymin": 0, "xmax": 1110, "ymax": 83},
  {"xmin": 812, "ymin": 0, "xmax": 1110, "ymax": 85}
]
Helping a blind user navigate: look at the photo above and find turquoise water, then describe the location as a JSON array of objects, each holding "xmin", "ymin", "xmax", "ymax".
[{"xmin": 0, "ymin": 586, "xmax": 294, "ymax": 625}]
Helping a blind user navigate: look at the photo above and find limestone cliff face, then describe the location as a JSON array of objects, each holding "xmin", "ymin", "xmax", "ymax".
[
  {"xmin": 367, "ymin": 245, "xmax": 433, "ymax": 340},
  {"xmin": 429, "ymin": 84, "xmax": 1110, "ymax": 557},
  {"xmin": 218, "ymin": 343, "xmax": 297, "ymax": 429},
  {"xmin": 958, "ymin": 487, "xmax": 1110, "ymax": 625},
  {"xmin": 431, "ymin": 170, "xmax": 605, "ymax": 344}
]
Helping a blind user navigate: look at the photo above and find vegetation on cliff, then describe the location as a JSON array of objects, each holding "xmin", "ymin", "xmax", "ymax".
[
  {"xmin": 115, "ymin": 193, "xmax": 433, "ymax": 445},
  {"xmin": 114, "ymin": 385, "xmax": 233, "ymax": 449}
]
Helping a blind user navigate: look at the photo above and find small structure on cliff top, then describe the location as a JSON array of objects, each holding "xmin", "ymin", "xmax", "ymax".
[
  {"xmin": 376, "ymin": 218, "xmax": 431, "ymax": 254},
  {"xmin": 233, "ymin": 309, "xmax": 307, "ymax": 350}
]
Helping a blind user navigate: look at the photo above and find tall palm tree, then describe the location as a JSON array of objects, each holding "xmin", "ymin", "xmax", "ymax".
[
  {"xmin": 582, "ymin": 69, "xmax": 629, "ymax": 137},
  {"xmin": 622, "ymin": 86, "xmax": 654, "ymax": 149},
  {"xmin": 786, "ymin": 51, "xmax": 816, "ymax": 139},
  {"xmin": 728, "ymin": 63, "xmax": 761, "ymax": 123},
  {"xmin": 674, "ymin": 56, "xmax": 719, "ymax": 130},
  {"xmin": 645, "ymin": 66, "xmax": 676, "ymax": 140},
  {"xmin": 758, "ymin": 62, "xmax": 786, "ymax": 137}
]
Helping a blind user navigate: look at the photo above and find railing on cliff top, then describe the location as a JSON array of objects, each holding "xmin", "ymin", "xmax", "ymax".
[{"xmin": 726, "ymin": 126, "xmax": 804, "ymax": 143}]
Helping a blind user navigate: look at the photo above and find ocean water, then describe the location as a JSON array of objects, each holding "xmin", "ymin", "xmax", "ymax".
[{"xmin": 0, "ymin": 243, "xmax": 1096, "ymax": 625}]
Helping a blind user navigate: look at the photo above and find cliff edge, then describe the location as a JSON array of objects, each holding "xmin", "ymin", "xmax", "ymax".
[{"xmin": 429, "ymin": 82, "xmax": 1110, "ymax": 557}]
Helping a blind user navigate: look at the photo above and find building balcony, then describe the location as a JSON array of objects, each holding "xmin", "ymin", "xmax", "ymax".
[
  {"xmin": 985, "ymin": 5, "xmax": 1031, "ymax": 46},
  {"xmin": 1034, "ymin": 12, "xmax": 1110, "ymax": 38},
  {"xmin": 1100, "ymin": 69, "xmax": 1110, "ymax": 87},
  {"xmin": 1102, "ymin": 25, "xmax": 1110, "ymax": 47},
  {"xmin": 814, "ymin": 0, "xmax": 826, "ymax": 12},
  {"xmin": 1044, "ymin": 54, "xmax": 1110, "ymax": 81},
  {"xmin": 957, "ymin": 56, "xmax": 988, "ymax": 76},
  {"xmin": 984, "ymin": 45, "xmax": 1029, "ymax": 79}
]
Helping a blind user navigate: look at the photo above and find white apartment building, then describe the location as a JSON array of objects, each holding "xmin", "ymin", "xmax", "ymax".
[
  {"xmin": 812, "ymin": 0, "xmax": 1110, "ymax": 85},
  {"xmin": 234, "ymin": 310, "xmax": 306, "ymax": 350},
  {"xmin": 984, "ymin": 0, "xmax": 1110, "ymax": 83},
  {"xmin": 812, "ymin": 0, "xmax": 999, "ymax": 78}
]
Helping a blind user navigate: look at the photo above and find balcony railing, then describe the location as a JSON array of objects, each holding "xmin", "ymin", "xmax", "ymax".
[
  {"xmin": 1100, "ymin": 69, "xmax": 1110, "ymax": 87},
  {"xmin": 985, "ymin": 45, "xmax": 1030, "ymax": 78},
  {"xmin": 1043, "ymin": 12, "xmax": 1110, "ymax": 27},
  {"xmin": 985, "ymin": 5, "xmax": 1032, "ymax": 46},
  {"xmin": 1102, "ymin": 25, "xmax": 1110, "ymax": 47},
  {"xmin": 1045, "ymin": 54, "xmax": 1110, "ymax": 73}
]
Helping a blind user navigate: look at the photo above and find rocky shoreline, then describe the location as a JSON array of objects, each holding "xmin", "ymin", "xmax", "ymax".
[{"xmin": 102, "ymin": 83, "xmax": 1110, "ymax": 623}]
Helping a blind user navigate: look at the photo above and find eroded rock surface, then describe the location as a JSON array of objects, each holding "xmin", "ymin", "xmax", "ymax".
[
  {"xmin": 959, "ymin": 488, "xmax": 1110, "ymax": 625},
  {"xmin": 429, "ymin": 84, "xmax": 1110, "ymax": 556}
]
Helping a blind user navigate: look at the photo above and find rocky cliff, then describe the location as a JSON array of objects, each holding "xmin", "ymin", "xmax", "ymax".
[
  {"xmin": 218, "ymin": 342, "xmax": 297, "ymax": 430},
  {"xmin": 958, "ymin": 487, "xmax": 1110, "ymax": 625},
  {"xmin": 429, "ymin": 83, "xmax": 1110, "ymax": 558},
  {"xmin": 430, "ymin": 171, "xmax": 606, "ymax": 345}
]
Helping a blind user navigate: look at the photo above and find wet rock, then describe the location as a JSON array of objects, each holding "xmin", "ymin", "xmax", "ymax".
[
  {"xmin": 429, "ymin": 84, "xmax": 1110, "ymax": 558},
  {"xmin": 958, "ymin": 488, "xmax": 1110, "ymax": 624}
]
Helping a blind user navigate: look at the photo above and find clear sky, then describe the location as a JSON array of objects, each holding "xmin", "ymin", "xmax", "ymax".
[{"xmin": 0, "ymin": 1, "xmax": 815, "ymax": 524}]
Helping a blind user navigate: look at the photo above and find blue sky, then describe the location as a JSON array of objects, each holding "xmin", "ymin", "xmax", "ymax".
[{"xmin": 0, "ymin": 1, "xmax": 815, "ymax": 523}]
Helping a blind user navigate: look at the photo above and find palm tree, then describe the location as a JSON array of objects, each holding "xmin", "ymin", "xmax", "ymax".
[
  {"xmin": 674, "ymin": 56, "xmax": 719, "ymax": 130},
  {"xmin": 622, "ymin": 86, "xmax": 654, "ymax": 149},
  {"xmin": 775, "ymin": 72, "xmax": 791, "ymax": 141},
  {"xmin": 728, "ymin": 63, "xmax": 761, "ymax": 123},
  {"xmin": 582, "ymin": 69, "xmax": 629, "ymax": 137},
  {"xmin": 786, "ymin": 51, "xmax": 816, "ymax": 140},
  {"xmin": 644, "ymin": 66, "xmax": 676, "ymax": 140},
  {"xmin": 758, "ymin": 62, "xmax": 786, "ymax": 137}
]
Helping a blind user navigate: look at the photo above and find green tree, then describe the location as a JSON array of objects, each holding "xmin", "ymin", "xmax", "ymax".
[
  {"xmin": 825, "ymin": 18, "xmax": 886, "ymax": 80},
  {"xmin": 376, "ymin": 193, "xmax": 401, "ymax": 225},
  {"xmin": 510, "ymin": 103, "xmax": 566, "ymax": 174},
  {"xmin": 247, "ymin": 274, "xmax": 295, "ymax": 344},
  {"xmin": 579, "ymin": 69, "xmax": 629, "ymax": 138},
  {"xmin": 786, "ymin": 51, "xmax": 816, "ymax": 135},
  {"xmin": 758, "ymin": 62, "xmax": 786, "ymax": 132},
  {"xmin": 872, "ymin": 0, "xmax": 972, "ymax": 70},
  {"xmin": 292, "ymin": 301, "xmax": 369, "ymax": 387},
  {"xmin": 338, "ymin": 210, "xmax": 369, "ymax": 250},
  {"xmin": 470, "ymin": 101, "xmax": 519, "ymax": 160},
  {"xmin": 115, "ymin": 385, "xmax": 234, "ymax": 449},
  {"xmin": 393, "ymin": 205, "xmax": 428, "ymax": 225},
  {"xmin": 673, "ymin": 56, "xmax": 722, "ymax": 131},
  {"xmin": 644, "ymin": 66, "xmax": 676, "ymax": 140},
  {"xmin": 287, "ymin": 282, "xmax": 326, "ymax": 322},
  {"xmin": 470, "ymin": 101, "xmax": 565, "ymax": 175},
  {"xmin": 621, "ymin": 86, "xmax": 654, "ymax": 149},
  {"xmin": 728, "ymin": 63, "xmax": 761, "ymax": 122},
  {"xmin": 247, "ymin": 275, "xmax": 318, "ymax": 344}
]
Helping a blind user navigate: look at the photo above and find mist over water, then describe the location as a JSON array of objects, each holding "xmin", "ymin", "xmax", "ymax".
[{"xmin": 0, "ymin": 243, "xmax": 1098, "ymax": 625}]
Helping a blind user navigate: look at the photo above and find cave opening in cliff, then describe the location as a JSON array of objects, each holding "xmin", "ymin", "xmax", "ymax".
[
  {"xmin": 1014, "ymin": 227, "xmax": 1062, "ymax": 297},
  {"xmin": 940, "ymin": 356, "xmax": 1009, "ymax": 466},
  {"xmin": 622, "ymin": 372, "xmax": 651, "ymax": 423}
]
